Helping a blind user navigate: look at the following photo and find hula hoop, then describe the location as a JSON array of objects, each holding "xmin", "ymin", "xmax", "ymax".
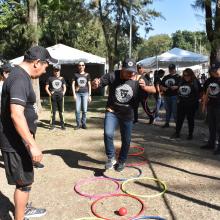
[
  {"xmin": 121, "ymin": 177, "xmax": 167, "ymax": 198},
  {"xmin": 133, "ymin": 216, "xmax": 166, "ymax": 220},
  {"xmin": 103, "ymin": 166, "xmax": 142, "ymax": 181},
  {"xmin": 126, "ymin": 155, "xmax": 148, "ymax": 167},
  {"xmin": 74, "ymin": 177, "xmax": 120, "ymax": 199},
  {"xmin": 129, "ymin": 146, "xmax": 145, "ymax": 156},
  {"xmin": 75, "ymin": 218, "xmax": 102, "ymax": 220},
  {"xmin": 91, "ymin": 194, "xmax": 145, "ymax": 220}
]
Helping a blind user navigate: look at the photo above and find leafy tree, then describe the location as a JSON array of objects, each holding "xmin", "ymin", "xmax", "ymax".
[
  {"xmin": 192, "ymin": 0, "xmax": 220, "ymax": 63},
  {"xmin": 172, "ymin": 30, "xmax": 209, "ymax": 54},
  {"xmin": 137, "ymin": 34, "xmax": 172, "ymax": 59},
  {"xmin": 89, "ymin": 0, "xmax": 161, "ymax": 70}
]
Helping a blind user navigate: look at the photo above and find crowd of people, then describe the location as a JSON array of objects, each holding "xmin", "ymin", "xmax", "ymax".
[{"xmin": 0, "ymin": 45, "xmax": 220, "ymax": 220}]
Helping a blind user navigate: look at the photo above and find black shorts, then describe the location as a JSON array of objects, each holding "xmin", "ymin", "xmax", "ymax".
[{"xmin": 1, "ymin": 149, "xmax": 34, "ymax": 186}]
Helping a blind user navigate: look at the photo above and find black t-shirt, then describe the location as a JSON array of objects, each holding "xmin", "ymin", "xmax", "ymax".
[
  {"xmin": 46, "ymin": 76, "xmax": 66, "ymax": 93},
  {"xmin": 73, "ymin": 73, "xmax": 91, "ymax": 93},
  {"xmin": 203, "ymin": 77, "xmax": 214, "ymax": 92},
  {"xmin": 0, "ymin": 66, "xmax": 38, "ymax": 152},
  {"xmin": 161, "ymin": 74, "xmax": 181, "ymax": 96},
  {"xmin": 178, "ymin": 79, "xmax": 201, "ymax": 103},
  {"xmin": 99, "ymin": 70, "xmax": 140, "ymax": 120},
  {"xmin": 205, "ymin": 77, "xmax": 220, "ymax": 107}
]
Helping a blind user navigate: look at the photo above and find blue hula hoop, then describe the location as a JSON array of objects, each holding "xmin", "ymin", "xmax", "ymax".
[{"xmin": 133, "ymin": 216, "xmax": 166, "ymax": 220}]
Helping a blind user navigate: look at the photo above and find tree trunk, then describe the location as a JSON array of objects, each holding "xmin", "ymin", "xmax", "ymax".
[{"xmin": 28, "ymin": 0, "xmax": 42, "ymax": 111}]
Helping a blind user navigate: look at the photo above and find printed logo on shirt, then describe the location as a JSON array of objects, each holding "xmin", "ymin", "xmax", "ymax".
[
  {"xmin": 52, "ymin": 79, "xmax": 62, "ymax": 90},
  {"xmin": 165, "ymin": 78, "xmax": 175, "ymax": 87},
  {"xmin": 179, "ymin": 85, "xmax": 191, "ymax": 97},
  {"xmin": 115, "ymin": 84, "xmax": 133, "ymax": 103},
  {"xmin": 77, "ymin": 77, "xmax": 87, "ymax": 87},
  {"xmin": 208, "ymin": 83, "xmax": 220, "ymax": 96}
]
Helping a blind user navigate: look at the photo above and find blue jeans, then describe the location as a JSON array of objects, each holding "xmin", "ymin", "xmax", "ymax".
[
  {"xmin": 164, "ymin": 96, "xmax": 177, "ymax": 124},
  {"xmin": 75, "ymin": 92, "xmax": 88, "ymax": 126},
  {"xmin": 104, "ymin": 112, "xmax": 133, "ymax": 163},
  {"xmin": 154, "ymin": 96, "xmax": 163, "ymax": 118}
]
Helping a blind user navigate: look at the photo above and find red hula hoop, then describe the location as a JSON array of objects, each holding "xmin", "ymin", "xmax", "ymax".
[{"xmin": 91, "ymin": 193, "xmax": 145, "ymax": 220}]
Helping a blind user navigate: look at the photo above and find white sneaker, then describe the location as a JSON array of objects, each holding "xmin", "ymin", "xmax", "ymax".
[
  {"xmin": 24, "ymin": 203, "xmax": 46, "ymax": 218},
  {"xmin": 105, "ymin": 158, "xmax": 117, "ymax": 170}
]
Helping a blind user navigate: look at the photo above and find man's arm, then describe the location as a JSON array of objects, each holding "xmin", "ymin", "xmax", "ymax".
[
  {"xmin": 10, "ymin": 104, "xmax": 42, "ymax": 162},
  {"xmin": 92, "ymin": 72, "xmax": 111, "ymax": 90},
  {"xmin": 63, "ymin": 84, "xmax": 66, "ymax": 95},
  {"xmin": 72, "ymin": 81, "xmax": 76, "ymax": 100},
  {"xmin": 139, "ymin": 78, "xmax": 156, "ymax": 93},
  {"xmin": 45, "ymin": 84, "xmax": 51, "ymax": 96}
]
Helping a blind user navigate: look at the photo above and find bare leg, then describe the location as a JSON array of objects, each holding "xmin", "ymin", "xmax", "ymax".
[{"xmin": 14, "ymin": 188, "xmax": 29, "ymax": 220}]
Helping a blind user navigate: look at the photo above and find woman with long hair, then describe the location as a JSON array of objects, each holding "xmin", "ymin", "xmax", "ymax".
[{"xmin": 172, "ymin": 68, "xmax": 201, "ymax": 140}]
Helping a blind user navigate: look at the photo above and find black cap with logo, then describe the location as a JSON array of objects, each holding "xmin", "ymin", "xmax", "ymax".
[
  {"xmin": 53, "ymin": 64, "xmax": 61, "ymax": 70},
  {"xmin": 24, "ymin": 46, "xmax": 58, "ymax": 64},
  {"xmin": 122, "ymin": 58, "xmax": 137, "ymax": 73},
  {"xmin": 168, "ymin": 64, "xmax": 176, "ymax": 70}
]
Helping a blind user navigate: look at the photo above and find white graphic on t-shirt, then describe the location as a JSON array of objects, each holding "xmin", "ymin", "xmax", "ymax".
[
  {"xmin": 52, "ymin": 79, "xmax": 62, "ymax": 90},
  {"xmin": 115, "ymin": 84, "xmax": 133, "ymax": 103},
  {"xmin": 179, "ymin": 85, "xmax": 191, "ymax": 96},
  {"xmin": 77, "ymin": 77, "xmax": 87, "ymax": 87},
  {"xmin": 165, "ymin": 78, "xmax": 175, "ymax": 87},
  {"xmin": 208, "ymin": 83, "xmax": 220, "ymax": 96}
]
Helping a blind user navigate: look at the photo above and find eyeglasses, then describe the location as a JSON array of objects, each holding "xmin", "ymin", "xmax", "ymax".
[{"xmin": 78, "ymin": 65, "xmax": 85, "ymax": 67}]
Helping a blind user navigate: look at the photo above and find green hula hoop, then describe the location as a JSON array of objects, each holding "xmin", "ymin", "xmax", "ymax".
[{"xmin": 121, "ymin": 177, "xmax": 167, "ymax": 198}]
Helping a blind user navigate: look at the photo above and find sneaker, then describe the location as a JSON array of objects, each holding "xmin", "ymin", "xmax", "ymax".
[
  {"xmin": 33, "ymin": 162, "xmax": 44, "ymax": 169},
  {"xmin": 49, "ymin": 125, "xmax": 55, "ymax": 130},
  {"xmin": 81, "ymin": 124, "xmax": 87, "ymax": 129},
  {"xmin": 24, "ymin": 203, "xmax": 46, "ymax": 218},
  {"xmin": 170, "ymin": 133, "xmax": 180, "ymax": 139},
  {"xmin": 213, "ymin": 148, "xmax": 220, "ymax": 155},
  {"xmin": 200, "ymin": 144, "xmax": 214, "ymax": 150},
  {"xmin": 162, "ymin": 123, "xmax": 169, "ymax": 128},
  {"xmin": 74, "ymin": 126, "xmax": 80, "ymax": 130},
  {"xmin": 115, "ymin": 162, "xmax": 125, "ymax": 172},
  {"xmin": 187, "ymin": 134, "xmax": 193, "ymax": 140},
  {"xmin": 61, "ymin": 125, "xmax": 66, "ymax": 130},
  {"xmin": 149, "ymin": 117, "xmax": 154, "ymax": 124},
  {"xmin": 105, "ymin": 158, "xmax": 117, "ymax": 170}
]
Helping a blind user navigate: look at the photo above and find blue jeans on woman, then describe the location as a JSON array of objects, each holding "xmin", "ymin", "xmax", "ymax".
[
  {"xmin": 104, "ymin": 112, "xmax": 133, "ymax": 163},
  {"xmin": 75, "ymin": 92, "xmax": 88, "ymax": 127}
]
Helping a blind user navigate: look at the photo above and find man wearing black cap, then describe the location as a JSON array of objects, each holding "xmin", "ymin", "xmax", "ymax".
[
  {"xmin": 0, "ymin": 46, "xmax": 57, "ymax": 220},
  {"xmin": 45, "ymin": 64, "xmax": 66, "ymax": 130},
  {"xmin": 201, "ymin": 62, "xmax": 220, "ymax": 155},
  {"xmin": 160, "ymin": 64, "xmax": 181, "ymax": 128},
  {"xmin": 92, "ymin": 58, "xmax": 155, "ymax": 172}
]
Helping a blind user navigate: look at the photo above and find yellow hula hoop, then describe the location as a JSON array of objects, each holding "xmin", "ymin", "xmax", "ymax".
[
  {"xmin": 121, "ymin": 177, "xmax": 167, "ymax": 198},
  {"xmin": 75, "ymin": 218, "xmax": 102, "ymax": 220}
]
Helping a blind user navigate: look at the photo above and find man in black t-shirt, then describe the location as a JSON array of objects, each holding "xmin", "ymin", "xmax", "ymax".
[
  {"xmin": 161, "ymin": 64, "xmax": 181, "ymax": 128},
  {"xmin": 0, "ymin": 46, "xmax": 57, "ymax": 220},
  {"xmin": 92, "ymin": 58, "xmax": 155, "ymax": 172},
  {"xmin": 45, "ymin": 64, "xmax": 66, "ymax": 130},
  {"xmin": 201, "ymin": 63, "xmax": 220, "ymax": 155}
]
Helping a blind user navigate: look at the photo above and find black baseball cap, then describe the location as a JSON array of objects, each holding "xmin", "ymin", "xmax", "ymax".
[
  {"xmin": 122, "ymin": 58, "xmax": 137, "ymax": 73},
  {"xmin": 53, "ymin": 64, "xmax": 61, "ymax": 70},
  {"xmin": 24, "ymin": 46, "xmax": 58, "ymax": 64},
  {"xmin": 2, "ymin": 63, "xmax": 12, "ymax": 73},
  {"xmin": 168, "ymin": 64, "xmax": 176, "ymax": 70},
  {"xmin": 137, "ymin": 63, "xmax": 144, "ymax": 69}
]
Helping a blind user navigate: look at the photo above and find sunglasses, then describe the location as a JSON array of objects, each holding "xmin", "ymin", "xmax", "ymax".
[{"xmin": 78, "ymin": 64, "xmax": 85, "ymax": 67}]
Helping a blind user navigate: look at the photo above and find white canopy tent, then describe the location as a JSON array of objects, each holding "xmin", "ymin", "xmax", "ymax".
[
  {"xmin": 10, "ymin": 43, "xmax": 106, "ymax": 65},
  {"xmin": 138, "ymin": 47, "xmax": 209, "ymax": 68}
]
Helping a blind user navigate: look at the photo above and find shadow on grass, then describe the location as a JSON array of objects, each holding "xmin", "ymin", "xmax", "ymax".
[
  {"xmin": 43, "ymin": 149, "xmax": 105, "ymax": 176},
  {"xmin": 0, "ymin": 191, "xmax": 14, "ymax": 220}
]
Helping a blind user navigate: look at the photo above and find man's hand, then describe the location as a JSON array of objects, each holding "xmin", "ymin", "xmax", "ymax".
[
  {"xmin": 88, "ymin": 96, "xmax": 92, "ymax": 103},
  {"xmin": 92, "ymin": 78, "xmax": 100, "ymax": 89},
  {"xmin": 170, "ymin": 85, "xmax": 178, "ymax": 90},
  {"xmin": 139, "ymin": 78, "xmax": 146, "ymax": 89},
  {"xmin": 73, "ymin": 95, "xmax": 76, "ymax": 101},
  {"xmin": 29, "ymin": 145, "xmax": 43, "ymax": 163}
]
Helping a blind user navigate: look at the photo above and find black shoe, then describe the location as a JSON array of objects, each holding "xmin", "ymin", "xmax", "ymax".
[
  {"xmin": 61, "ymin": 125, "xmax": 66, "ymax": 130},
  {"xmin": 33, "ymin": 162, "xmax": 44, "ymax": 169},
  {"xmin": 187, "ymin": 134, "xmax": 193, "ymax": 140},
  {"xmin": 49, "ymin": 125, "xmax": 55, "ymax": 130},
  {"xmin": 213, "ymin": 148, "xmax": 220, "ymax": 155},
  {"xmin": 162, "ymin": 123, "xmax": 169, "ymax": 128},
  {"xmin": 133, "ymin": 120, "xmax": 138, "ymax": 124},
  {"xmin": 82, "ymin": 124, "xmax": 87, "ymax": 129},
  {"xmin": 200, "ymin": 144, "xmax": 214, "ymax": 150},
  {"xmin": 115, "ymin": 162, "xmax": 125, "ymax": 172},
  {"xmin": 170, "ymin": 133, "xmax": 180, "ymax": 139},
  {"xmin": 74, "ymin": 126, "xmax": 80, "ymax": 130},
  {"xmin": 149, "ymin": 118, "xmax": 154, "ymax": 124}
]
